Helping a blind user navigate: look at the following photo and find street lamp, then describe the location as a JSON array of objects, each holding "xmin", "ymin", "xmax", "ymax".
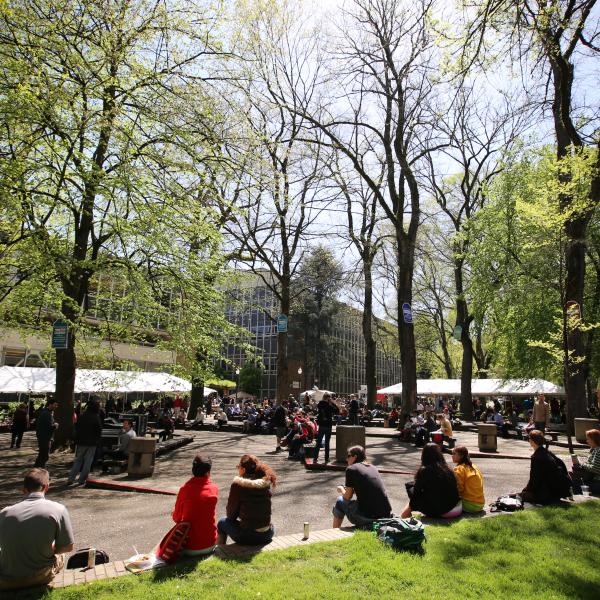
[{"xmin": 235, "ymin": 367, "xmax": 240, "ymax": 401}]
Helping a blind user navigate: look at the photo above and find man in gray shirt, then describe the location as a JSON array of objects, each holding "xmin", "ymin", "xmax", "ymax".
[
  {"xmin": 117, "ymin": 419, "xmax": 136, "ymax": 457},
  {"xmin": 0, "ymin": 468, "xmax": 74, "ymax": 590}
]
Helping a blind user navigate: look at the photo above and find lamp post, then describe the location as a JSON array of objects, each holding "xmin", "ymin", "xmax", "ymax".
[
  {"xmin": 297, "ymin": 367, "xmax": 303, "ymax": 395},
  {"xmin": 235, "ymin": 367, "xmax": 240, "ymax": 402}
]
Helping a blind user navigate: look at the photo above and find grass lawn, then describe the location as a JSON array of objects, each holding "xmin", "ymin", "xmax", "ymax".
[{"xmin": 18, "ymin": 501, "xmax": 600, "ymax": 600}]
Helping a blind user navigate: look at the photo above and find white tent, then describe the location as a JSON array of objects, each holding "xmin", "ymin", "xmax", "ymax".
[
  {"xmin": 377, "ymin": 378, "xmax": 565, "ymax": 397},
  {"xmin": 0, "ymin": 366, "xmax": 207, "ymax": 395}
]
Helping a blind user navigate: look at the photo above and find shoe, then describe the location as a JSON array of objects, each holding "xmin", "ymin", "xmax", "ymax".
[{"xmin": 275, "ymin": 446, "xmax": 282, "ymax": 453}]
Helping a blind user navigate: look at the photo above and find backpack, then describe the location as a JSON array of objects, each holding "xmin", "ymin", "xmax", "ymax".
[
  {"xmin": 547, "ymin": 450, "xmax": 572, "ymax": 499},
  {"xmin": 372, "ymin": 518, "xmax": 426, "ymax": 551},
  {"xmin": 489, "ymin": 494, "xmax": 524, "ymax": 512},
  {"xmin": 66, "ymin": 548, "xmax": 110, "ymax": 569}
]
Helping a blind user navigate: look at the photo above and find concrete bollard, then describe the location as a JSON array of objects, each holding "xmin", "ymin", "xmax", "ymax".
[{"xmin": 335, "ymin": 425, "xmax": 366, "ymax": 462}]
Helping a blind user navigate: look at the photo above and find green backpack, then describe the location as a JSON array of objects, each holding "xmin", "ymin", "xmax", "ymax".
[{"xmin": 372, "ymin": 517, "xmax": 426, "ymax": 551}]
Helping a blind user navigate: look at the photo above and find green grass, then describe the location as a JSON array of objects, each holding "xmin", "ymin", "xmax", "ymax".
[{"xmin": 19, "ymin": 501, "xmax": 600, "ymax": 600}]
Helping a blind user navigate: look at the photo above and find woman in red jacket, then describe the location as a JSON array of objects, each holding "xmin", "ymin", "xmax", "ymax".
[{"xmin": 172, "ymin": 454, "xmax": 219, "ymax": 555}]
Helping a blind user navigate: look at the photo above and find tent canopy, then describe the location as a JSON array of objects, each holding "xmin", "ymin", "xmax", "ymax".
[
  {"xmin": 377, "ymin": 378, "xmax": 565, "ymax": 397},
  {"xmin": 0, "ymin": 366, "xmax": 206, "ymax": 395}
]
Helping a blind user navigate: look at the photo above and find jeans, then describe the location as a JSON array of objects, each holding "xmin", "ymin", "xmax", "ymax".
[
  {"xmin": 314, "ymin": 426, "xmax": 332, "ymax": 463},
  {"xmin": 68, "ymin": 445, "xmax": 97, "ymax": 484},
  {"xmin": 534, "ymin": 422, "xmax": 546, "ymax": 432},
  {"xmin": 34, "ymin": 437, "xmax": 52, "ymax": 468},
  {"xmin": 10, "ymin": 428, "xmax": 25, "ymax": 448},
  {"xmin": 217, "ymin": 517, "xmax": 274, "ymax": 545},
  {"xmin": 332, "ymin": 496, "xmax": 375, "ymax": 528}
]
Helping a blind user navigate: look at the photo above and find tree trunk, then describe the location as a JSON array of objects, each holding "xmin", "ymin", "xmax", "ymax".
[
  {"xmin": 397, "ymin": 245, "xmax": 416, "ymax": 418},
  {"xmin": 455, "ymin": 255, "xmax": 474, "ymax": 419},
  {"xmin": 276, "ymin": 278, "xmax": 290, "ymax": 401},
  {"xmin": 53, "ymin": 328, "xmax": 76, "ymax": 448},
  {"xmin": 362, "ymin": 255, "xmax": 377, "ymax": 409}
]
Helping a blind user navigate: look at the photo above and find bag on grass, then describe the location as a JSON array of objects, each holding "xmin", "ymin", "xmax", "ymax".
[
  {"xmin": 372, "ymin": 517, "xmax": 426, "ymax": 551},
  {"xmin": 489, "ymin": 494, "xmax": 524, "ymax": 512},
  {"xmin": 66, "ymin": 548, "xmax": 110, "ymax": 569}
]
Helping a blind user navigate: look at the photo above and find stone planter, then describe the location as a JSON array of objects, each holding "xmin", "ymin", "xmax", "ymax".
[{"xmin": 574, "ymin": 418, "xmax": 600, "ymax": 444}]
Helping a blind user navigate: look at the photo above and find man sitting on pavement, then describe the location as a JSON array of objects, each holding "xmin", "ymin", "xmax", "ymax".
[
  {"xmin": 332, "ymin": 445, "xmax": 392, "ymax": 528},
  {"xmin": 0, "ymin": 468, "xmax": 74, "ymax": 591}
]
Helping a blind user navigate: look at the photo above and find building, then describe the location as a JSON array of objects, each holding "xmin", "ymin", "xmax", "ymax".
[{"xmin": 221, "ymin": 270, "xmax": 402, "ymax": 398}]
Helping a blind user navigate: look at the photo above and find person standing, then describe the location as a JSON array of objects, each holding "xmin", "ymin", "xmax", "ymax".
[
  {"xmin": 348, "ymin": 395, "xmax": 359, "ymax": 426},
  {"xmin": 0, "ymin": 469, "xmax": 74, "ymax": 591},
  {"xmin": 532, "ymin": 394, "xmax": 550, "ymax": 432},
  {"xmin": 332, "ymin": 445, "xmax": 392, "ymax": 528},
  {"xmin": 271, "ymin": 401, "xmax": 288, "ymax": 453},
  {"xmin": 10, "ymin": 403, "xmax": 29, "ymax": 449},
  {"xmin": 67, "ymin": 401, "xmax": 102, "ymax": 485},
  {"xmin": 314, "ymin": 393, "xmax": 337, "ymax": 464},
  {"xmin": 34, "ymin": 400, "xmax": 58, "ymax": 468}
]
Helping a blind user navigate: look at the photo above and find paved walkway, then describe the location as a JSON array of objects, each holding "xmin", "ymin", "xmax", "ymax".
[{"xmin": 48, "ymin": 527, "xmax": 354, "ymax": 589}]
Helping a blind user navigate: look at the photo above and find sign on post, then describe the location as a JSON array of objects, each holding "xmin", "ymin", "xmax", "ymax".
[
  {"xmin": 52, "ymin": 319, "xmax": 69, "ymax": 349},
  {"xmin": 277, "ymin": 314, "xmax": 288, "ymax": 333},
  {"xmin": 402, "ymin": 303, "xmax": 413, "ymax": 324},
  {"xmin": 453, "ymin": 325, "xmax": 462, "ymax": 341}
]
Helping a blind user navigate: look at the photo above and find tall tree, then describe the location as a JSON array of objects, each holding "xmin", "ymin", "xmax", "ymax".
[
  {"xmin": 0, "ymin": 0, "xmax": 231, "ymax": 445},
  {"xmin": 290, "ymin": 0, "xmax": 446, "ymax": 417},
  {"xmin": 220, "ymin": 0, "xmax": 331, "ymax": 401},
  {"xmin": 461, "ymin": 0, "xmax": 600, "ymax": 419}
]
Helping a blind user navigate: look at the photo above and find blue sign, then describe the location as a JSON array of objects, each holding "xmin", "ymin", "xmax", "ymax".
[
  {"xmin": 51, "ymin": 319, "xmax": 69, "ymax": 349},
  {"xmin": 402, "ymin": 303, "xmax": 413, "ymax": 324},
  {"xmin": 277, "ymin": 314, "xmax": 288, "ymax": 333}
]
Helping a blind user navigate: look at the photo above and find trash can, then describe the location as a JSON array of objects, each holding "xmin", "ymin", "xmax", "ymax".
[
  {"xmin": 478, "ymin": 423, "xmax": 498, "ymax": 452},
  {"xmin": 335, "ymin": 426, "xmax": 366, "ymax": 463},
  {"xmin": 127, "ymin": 437, "xmax": 156, "ymax": 477},
  {"xmin": 574, "ymin": 418, "xmax": 600, "ymax": 443}
]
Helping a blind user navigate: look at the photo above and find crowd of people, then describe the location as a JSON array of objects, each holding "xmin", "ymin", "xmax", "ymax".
[{"xmin": 2, "ymin": 417, "xmax": 600, "ymax": 591}]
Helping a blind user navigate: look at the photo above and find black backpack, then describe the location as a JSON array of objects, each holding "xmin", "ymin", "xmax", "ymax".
[
  {"xmin": 547, "ymin": 450, "xmax": 572, "ymax": 498},
  {"xmin": 66, "ymin": 548, "xmax": 110, "ymax": 570}
]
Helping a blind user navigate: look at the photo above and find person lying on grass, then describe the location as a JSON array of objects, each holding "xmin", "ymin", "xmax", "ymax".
[
  {"xmin": 401, "ymin": 443, "xmax": 462, "ymax": 519},
  {"xmin": 451, "ymin": 446, "xmax": 485, "ymax": 512},
  {"xmin": 332, "ymin": 445, "xmax": 392, "ymax": 529},
  {"xmin": 217, "ymin": 454, "xmax": 276, "ymax": 546}
]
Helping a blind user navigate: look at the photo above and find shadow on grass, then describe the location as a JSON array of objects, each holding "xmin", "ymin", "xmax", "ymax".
[{"xmin": 2, "ymin": 584, "xmax": 51, "ymax": 600}]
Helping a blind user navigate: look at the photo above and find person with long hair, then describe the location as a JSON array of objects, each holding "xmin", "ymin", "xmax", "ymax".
[
  {"xmin": 401, "ymin": 443, "xmax": 461, "ymax": 519},
  {"xmin": 451, "ymin": 446, "xmax": 485, "ymax": 512},
  {"xmin": 521, "ymin": 430, "xmax": 571, "ymax": 504},
  {"xmin": 217, "ymin": 454, "xmax": 276, "ymax": 545}
]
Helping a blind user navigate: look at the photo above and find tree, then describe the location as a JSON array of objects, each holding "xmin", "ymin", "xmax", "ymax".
[
  {"xmin": 0, "ymin": 0, "xmax": 233, "ymax": 445},
  {"xmin": 288, "ymin": 247, "xmax": 344, "ymax": 389},
  {"xmin": 219, "ymin": 0, "xmax": 331, "ymax": 401},
  {"xmin": 424, "ymin": 87, "xmax": 528, "ymax": 416},
  {"xmin": 239, "ymin": 363, "xmax": 263, "ymax": 396},
  {"xmin": 290, "ymin": 0, "xmax": 447, "ymax": 417},
  {"xmin": 461, "ymin": 0, "xmax": 600, "ymax": 420}
]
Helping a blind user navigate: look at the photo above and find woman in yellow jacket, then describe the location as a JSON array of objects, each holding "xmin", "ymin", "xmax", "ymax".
[{"xmin": 451, "ymin": 446, "xmax": 485, "ymax": 512}]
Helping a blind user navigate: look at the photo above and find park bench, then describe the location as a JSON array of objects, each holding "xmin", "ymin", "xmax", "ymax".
[{"xmin": 546, "ymin": 430, "xmax": 560, "ymax": 442}]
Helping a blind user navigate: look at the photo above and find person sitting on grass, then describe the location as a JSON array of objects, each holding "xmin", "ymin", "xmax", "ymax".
[
  {"xmin": 0, "ymin": 469, "xmax": 74, "ymax": 591},
  {"xmin": 570, "ymin": 428, "xmax": 600, "ymax": 496},
  {"xmin": 170, "ymin": 454, "xmax": 218, "ymax": 556},
  {"xmin": 401, "ymin": 443, "xmax": 462, "ymax": 519},
  {"xmin": 521, "ymin": 430, "xmax": 572, "ymax": 505},
  {"xmin": 332, "ymin": 445, "xmax": 392, "ymax": 529},
  {"xmin": 451, "ymin": 446, "xmax": 485, "ymax": 512},
  {"xmin": 217, "ymin": 454, "xmax": 276, "ymax": 546}
]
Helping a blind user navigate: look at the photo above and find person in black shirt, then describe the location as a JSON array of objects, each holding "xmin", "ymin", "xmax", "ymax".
[
  {"xmin": 348, "ymin": 395, "xmax": 359, "ymax": 426},
  {"xmin": 332, "ymin": 445, "xmax": 392, "ymax": 528},
  {"xmin": 271, "ymin": 402, "xmax": 288, "ymax": 452},
  {"xmin": 401, "ymin": 443, "xmax": 461, "ymax": 518},
  {"xmin": 314, "ymin": 393, "xmax": 337, "ymax": 464}
]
